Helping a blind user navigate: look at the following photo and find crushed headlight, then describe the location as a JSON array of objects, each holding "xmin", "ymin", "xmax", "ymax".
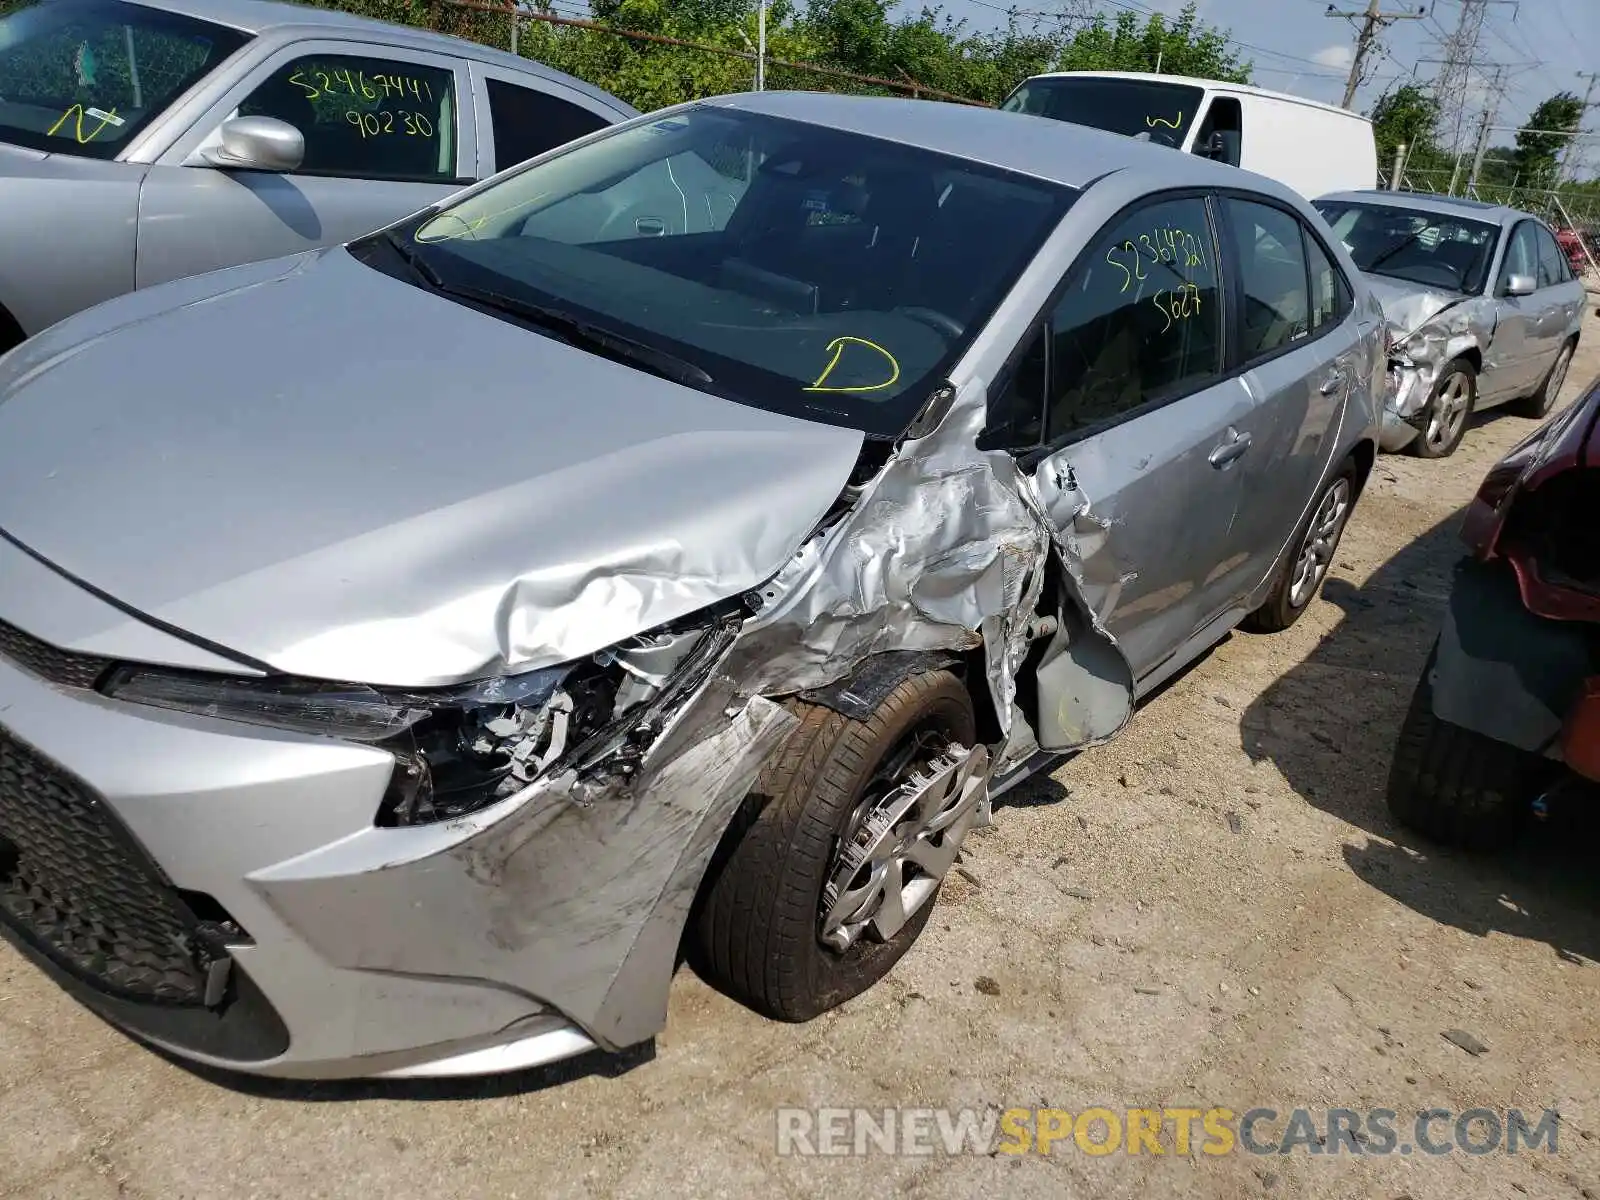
[{"xmin": 99, "ymin": 603, "xmax": 749, "ymax": 827}]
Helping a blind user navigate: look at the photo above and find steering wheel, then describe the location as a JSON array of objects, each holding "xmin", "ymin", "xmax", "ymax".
[{"xmin": 894, "ymin": 306, "xmax": 965, "ymax": 339}]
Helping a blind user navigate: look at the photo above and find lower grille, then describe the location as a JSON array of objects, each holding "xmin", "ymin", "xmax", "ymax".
[{"xmin": 0, "ymin": 724, "xmax": 215, "ymax": 1005}]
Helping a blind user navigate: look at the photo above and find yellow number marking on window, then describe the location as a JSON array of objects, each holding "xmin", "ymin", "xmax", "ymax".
[
  {"xmin": 1145, "ymin": 112, "xmax": 1183, "ymax": 129},
  {"xmin": 47, "ymin": 104, "xmax": 120, "ymax": 144},
  {"xmin": 804, "ymin": 336, "xmax": 902, "ymax": 394}
]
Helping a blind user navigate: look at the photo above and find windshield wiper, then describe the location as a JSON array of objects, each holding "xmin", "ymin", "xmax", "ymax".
[
  {"xmin": 1366, "ymin": 225, "xmax": 1434, "ymax": 273},
  {"xmin": 427, "ymin": 279, "xmax": 714, "ymax": 390},
  {"xmin": 383, "ymin": 229, "xmax": 445, "ymax": 289}
]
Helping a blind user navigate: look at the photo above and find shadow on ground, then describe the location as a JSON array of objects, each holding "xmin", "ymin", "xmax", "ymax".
[{"xmin": 1239, "ymin": 507, "xmax": 1600, "ymax": 968}]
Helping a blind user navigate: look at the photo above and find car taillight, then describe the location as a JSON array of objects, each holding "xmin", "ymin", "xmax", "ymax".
[{"xmin": 1561, "ymin": 677, "xmax": 1600, "ymax": 783}]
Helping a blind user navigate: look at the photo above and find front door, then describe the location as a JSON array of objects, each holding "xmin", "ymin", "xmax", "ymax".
[
  {"xmin": 1020, "ymin": 192, "xmax": 1260, "ymax": 683},
  {"xmin": 135, "ymin": 40, "xmax": 476, "ymax": 290},
  {"xmin": 1481, "ymin": 220, "xmax": 1544, "ymax": 405}
]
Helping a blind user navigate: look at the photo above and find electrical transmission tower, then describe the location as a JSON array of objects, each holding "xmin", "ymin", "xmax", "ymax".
[{"xmin": 1431, "ymin": 0, "xmax": 1517, "ymax": 156}]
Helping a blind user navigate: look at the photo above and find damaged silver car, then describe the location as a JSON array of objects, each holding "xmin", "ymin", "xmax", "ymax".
[
  {"xmin": 0, "ymin": 92, "xmax": 1382, "ymax": 1080},
  {"xmin": 1315, "ymin": 191, "xmax": 1587, "ymax": 459}
]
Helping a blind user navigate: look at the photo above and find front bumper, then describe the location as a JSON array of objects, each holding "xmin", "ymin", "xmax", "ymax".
[
  {"xmin": 0, "ymin": 620, "xmax": 792, "ymax": 1080},
  {"xmin": 1430, "ymin": 556, "xmax": 1600, "ymax": 759},
  {"xmin": 1379, "ymin": 405, "xmax": 1421, "ymax": 452}
]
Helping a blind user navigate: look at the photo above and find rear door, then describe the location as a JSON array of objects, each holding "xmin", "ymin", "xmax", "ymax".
[
  {"xmin": 469, "ymin": 63, "xmax": 622, "ymax": 176},
  {"xmin": 136, "ymin": 39, "xmax": 476, "ymax": 290},
  {"xmin": 1217, "ymin": 195, "xmax": 1363, "ymax": 595},
  {"xmin": 1532, "ymin": 222, "xmax": 1587, "ymax": 368},
  {"xmin": 1020, "ymin": 192, "xmax": 1264, "ymax": 683}
]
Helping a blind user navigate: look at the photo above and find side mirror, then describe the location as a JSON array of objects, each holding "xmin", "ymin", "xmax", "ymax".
[
  {"xmin": 1504, "ymin": 273, "xmax": 1537, "ymax": 298},
  {"xmin": 201, "ymin": 116, "xmax": 305, "ymax": 173}
]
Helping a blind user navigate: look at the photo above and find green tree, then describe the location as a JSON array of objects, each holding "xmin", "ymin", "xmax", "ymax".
[
  {"xmin": 1368, "ymin": 83, "xmax": 1440, "ymax": 168},
  {"xmin": 1054, "ymin": 4, "xmax": 1250, "ymax": 82},
  {"xmin": 1513, "ymin": 91, "xmax": 1585, "ymax": 188}
]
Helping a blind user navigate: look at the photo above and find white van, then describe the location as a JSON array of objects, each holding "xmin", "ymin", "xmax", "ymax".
[{"xmin": 1000, "ymin": 71, "xmax": 1377, "ymax": 201}]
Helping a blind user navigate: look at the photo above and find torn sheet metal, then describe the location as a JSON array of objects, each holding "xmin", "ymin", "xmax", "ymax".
[
  {"xmin": 1366, "ymin": 278, "xmax": 1498, "ymax": 448},
  {"xmin": 726, "ymin": 377, "xmax": 1135, "ymax": 779}
]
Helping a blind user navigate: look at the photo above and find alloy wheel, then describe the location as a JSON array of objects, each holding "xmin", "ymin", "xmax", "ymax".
[
  {"xmin": 1288, "ymin": 478, "xmax": 1352, "ymax": 610},
  {"xmin": 819, "ymin": 730, "xmax": 988, "ymax": 954},
  {"xmin": 1424, "ymin": 371, "xmax": 1472, "ymax": 453}
]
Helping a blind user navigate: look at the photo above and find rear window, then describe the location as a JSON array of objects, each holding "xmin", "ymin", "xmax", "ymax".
[{"xmin": 1000, "ymin": 77, "xmax": 1206, "ymax": 150}]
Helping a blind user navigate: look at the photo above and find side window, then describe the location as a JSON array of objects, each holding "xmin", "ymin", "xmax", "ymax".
[
  {"xmin": 1225, "ymin": 198, "xmax": 1311, "ymax": 359},
  {"xmin": 1192, "ymin": 96, "xmax": 1242, "ymax": 167},
  {"xmin": 1534, "ymin": 226, "xmax": 1569, "ymax": 289},
  {"xmin": 1304, "ymin": 227, "xmax": 1351, "ymax": 331},
  {"xmin": 1044, "ymin": 195, "xmax": 1222, "ymax": 441},
  {"xmin": 1499, "ymin": 222, "xmax": 1540, "ymax": 291},
  {"xmin": 234, "ymin": 54, "xmax": 457, "ymax": 182},
  {"xmin": 486, "ymin": 78, "xmax": 609, "ymax": 171}
]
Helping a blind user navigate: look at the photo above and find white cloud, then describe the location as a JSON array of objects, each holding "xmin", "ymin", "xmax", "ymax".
[{"xmin": 1312, "ymin": 44, "xmax": 1354, "ymax": 69}]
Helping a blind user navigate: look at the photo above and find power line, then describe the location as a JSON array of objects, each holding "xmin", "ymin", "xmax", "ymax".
[{"xmin": 1324, "ymin": 0, "xmax": 1426, "ymax": 108}]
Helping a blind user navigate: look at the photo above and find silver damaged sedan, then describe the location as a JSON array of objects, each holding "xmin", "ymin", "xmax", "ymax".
[
  {"xmin": 0, "ymin": 92, "xmax": 1383, "ymax": 1080},
  {"xmin": 1315, "ymin": 191, "xmax": 1587, "ymax": 459}
]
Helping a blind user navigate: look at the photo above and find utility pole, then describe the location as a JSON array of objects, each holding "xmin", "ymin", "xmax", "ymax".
[
  {"xmin": 755, "ymin": 0, "xmax": 767, "ymax": 91},
  {"xmin": 1466, "ymin": 67, "xmax": 1507, "ymax": 194},
  {"xmin": 1431, "ymin": 0, "xmax": 1518, "ymax": 157},
  {"xmin": 1325, "ymin": 0, "xmax": 1425, "ymax": 110},
  {"xmin": 1558, "ymin": 69, "xmax": 1600, "ymax": 184}
]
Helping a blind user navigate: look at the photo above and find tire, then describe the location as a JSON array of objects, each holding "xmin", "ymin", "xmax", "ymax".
[
  {"xmin": 1514, "ymin": 338, "xmax": 1576, "ymax": 420},
  {"xmin": 1409, "ymin": 359, "xmax": 1475, "ymax": 459},
  {"xmin": 1385, "ymin": 644, "xmax": 1549, "ymax": 851},
  {"xmin": 692, "ymin": 670, "xmax": 978, "ymax": 1022},
  {"xmin": 1243, "ymin": 458, "xmax": 1359, "ymax": 634}
]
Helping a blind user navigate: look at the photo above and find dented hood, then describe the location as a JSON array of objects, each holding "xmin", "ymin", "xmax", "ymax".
[
  {"xmin": 0, "ymin": 248, "xmax": 864, "ymax": 687},
  {"xmin": 1361, "ymin": 275, "xmax": 1470, "ymax": 337}
]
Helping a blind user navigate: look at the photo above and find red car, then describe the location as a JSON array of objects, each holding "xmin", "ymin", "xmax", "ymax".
[
  {"xmin": 1387, "ymin": 370, "xmax": 1600, "ymax": 848},
  {"xmin": 1556, "ymin": 227, "xmax": 1589, "ymax": 279}
]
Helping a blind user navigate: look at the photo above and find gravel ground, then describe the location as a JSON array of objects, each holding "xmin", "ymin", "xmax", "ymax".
[{"xmin": 3, "ymin": 320, "xmax": 1599, "ymax": 1200}]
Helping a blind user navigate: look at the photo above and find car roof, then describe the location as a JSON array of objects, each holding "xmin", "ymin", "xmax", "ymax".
[
  {"xmin": 128, "ymin": 0, "xmax": 637, "ymax": 114},
  {"xmin": 1317, "ymin": 189, "xmax": 1532, "ymax": 227},
  {"xmin": 1019, "ymin": 71, "xmax": 1367, "ymax": 123},
  {"xmin": 703, "ymin": 90, "xmax": 1300, "ymax": 198}
]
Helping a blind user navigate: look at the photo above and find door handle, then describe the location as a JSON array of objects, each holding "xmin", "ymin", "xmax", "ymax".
[
  {"xmin": 1208, "ymin": 428, "xmax": 1253, "ymax": 469},
  {"xmin": 1319, "ymin": 369, "xmax": 1347, "ymax": 396}
]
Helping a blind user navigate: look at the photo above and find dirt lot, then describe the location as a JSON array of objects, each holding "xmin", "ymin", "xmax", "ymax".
[{"xmin": 3, "ymin": 323, "xmax": 1599, "ymax": 1200}]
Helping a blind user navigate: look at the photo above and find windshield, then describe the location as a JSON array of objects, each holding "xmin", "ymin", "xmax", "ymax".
[
  {"xmin": 1314, "ymin": 200, "xmax": 1499, "ymax": 295},
  {"xmin": 1000, "ymin": 77, "xmax": 1205, "ymax": 150},
  {"xmin": 376, "ymin": 105, "xmax": 1074, "ymax": 437},
  {"xmin": 0, "ymin": 0, "xmax": 247, "ymax": 158}
]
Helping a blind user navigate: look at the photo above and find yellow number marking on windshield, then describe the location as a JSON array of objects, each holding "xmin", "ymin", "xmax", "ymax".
[
  {"xmin": 804, "ymin": 336, "xmax": 902, "ymax": 394},
  {"xmin": 48, "ymin": 104, "xmax": 119, "ymax": 144},
  {"xmin": 1145, "ymin": 112, "xmax": 1183, "ymax": 129}
]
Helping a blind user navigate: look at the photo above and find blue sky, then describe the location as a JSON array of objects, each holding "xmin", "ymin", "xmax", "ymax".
[{"xmin": 942, "ymin": 0, "xmax": 1599, "ymax": 167}]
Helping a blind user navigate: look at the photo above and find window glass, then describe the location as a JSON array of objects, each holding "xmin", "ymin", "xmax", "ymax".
[
  {"xmin": 235, "ymin": 54, "xmax": 456, "ymax": 182},
  {"xmin": 0, "ymin": 0, "xmax": 247, "ymax": 159},
  {"xmin": 1000, "ymin": 76, "xmax": 1205, "ymax": 151},
  {"xmin": 987, "ymin": 324, "xmax": 1047, "ymax": 448},
  {"xmin": 394, "ymin": 106, "xmax": 1074, "ymax": 438},
  {"xmin": 1535, "ymin": 225, "xmax": 1569, "ymax": 288},
  {"xmin": 1304, "ymin": 229, "xmax": 1349, "ymax": 331},
  {"xmin": 1043, "ymin": 195, "xmax": 1222, "ymax": 441},
  {"xmin": 486, "ymin": 77, "xmax": 608, "ymax": 171},
  {"xmin": 1500, "ymin": 222, "xmax": 1540, "ymax": 290},
  {"xmin": 1226, "ymin": 199, "xmax": 1311, "ymax": 359},
  {"xmin": 1314, "ymin": 200, "xmax": 1497, "ymax": 294}
]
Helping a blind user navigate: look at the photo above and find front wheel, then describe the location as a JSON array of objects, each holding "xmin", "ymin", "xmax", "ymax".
[
  {"xmin": 691, "ymin": 670, "xmax": 985, "ymax": 1021},
  {"xmin": 1243, "ymin": 460, "xmax": 1358, "ymax": 634},
  {"xmin": 1410, "ymin": 359, "xmax": 1475, "ymax": 459}
]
